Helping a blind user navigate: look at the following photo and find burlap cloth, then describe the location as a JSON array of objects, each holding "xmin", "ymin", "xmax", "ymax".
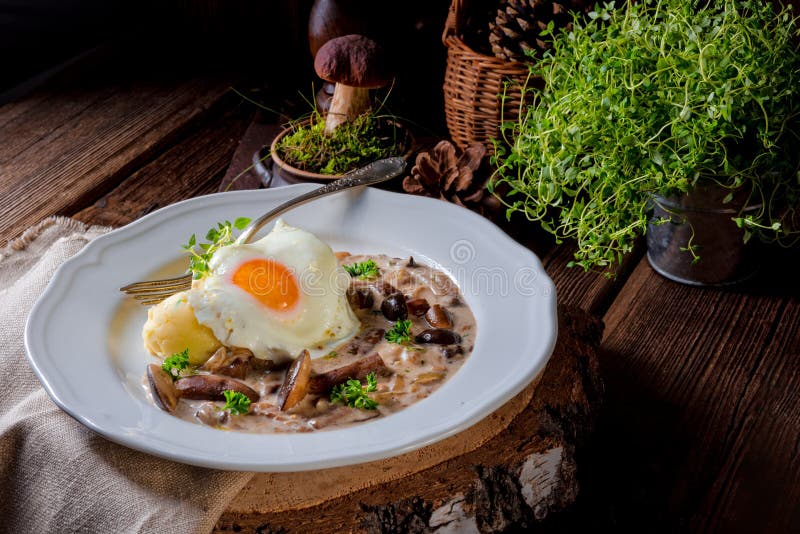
[{"xmin": 0, "ymin": 216, "xmax": 253, "ymax": 534}]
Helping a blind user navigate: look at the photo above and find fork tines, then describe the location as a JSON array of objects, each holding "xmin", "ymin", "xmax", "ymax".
[{"xmin": 119, "ymin": 274, "xmax": 192, "ymax": 305}]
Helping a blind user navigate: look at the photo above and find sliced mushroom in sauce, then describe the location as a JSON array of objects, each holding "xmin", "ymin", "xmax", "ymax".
[
  {"xmin": 147, "ymin": 364, "xmax": 180, "ymax": 413},
  {"xmin": 199, "ymin": 347, "xmax": 253, "ymax": 379},
  {"xmin": 175, "ymin": 374, "xmax": 259, "ymax": 403},
  {"xmin": 308, "ymin": 353, "xmax": 391, "ymax": 394},
  {"xmin": 276, "ymin": 350, "xmax": 311, "ymax": 411},
  {"xmin": 425, "ymin": 304, "xmax": 453, "ymax": 329}
]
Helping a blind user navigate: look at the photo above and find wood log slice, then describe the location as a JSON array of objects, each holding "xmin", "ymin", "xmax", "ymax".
[{"xmin": 216, "ymin": 305, "xmax": 603, "ymax": 533}]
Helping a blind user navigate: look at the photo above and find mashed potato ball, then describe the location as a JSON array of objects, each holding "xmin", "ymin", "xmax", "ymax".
[{"xmin": 142, "ymin": 291, "xmax": 221, "ymax": 365}]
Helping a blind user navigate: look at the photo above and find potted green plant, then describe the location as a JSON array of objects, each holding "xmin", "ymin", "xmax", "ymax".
[
  {"xmin": 267, "ymin": 34, "xmax": 414, "ymax": 183},
  {"xmin": 491, "ymin": 0, "xmax": 800, "ymax": 285}
]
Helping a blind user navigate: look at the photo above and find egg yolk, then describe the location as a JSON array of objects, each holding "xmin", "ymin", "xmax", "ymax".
[{"xmin": 231, "ymin": 259, "xmax": 300, "ymax": 312}]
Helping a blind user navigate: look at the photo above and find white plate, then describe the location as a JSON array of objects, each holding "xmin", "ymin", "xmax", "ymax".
[{"xmin": 24, "ymin": 184, "xmax": 557, "ymax": 472}]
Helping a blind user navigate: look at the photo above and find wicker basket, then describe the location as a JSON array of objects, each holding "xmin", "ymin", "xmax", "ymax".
[{"xmin": 442, "ymin": 0, "xmax": 540, "ymax": 152}]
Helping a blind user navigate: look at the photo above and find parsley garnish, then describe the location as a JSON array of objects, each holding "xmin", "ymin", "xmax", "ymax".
[
  {"xmin": 223, "ymin": 390, "xmax": 251, "ymax": 415},
  {"xmin": 385, "ymin": 319, "xmax": 412, "ymax": 344},
  {"xmin": 343, "ymin": 259, "xmax": 379, "ymax": 279},
  {"xmin": 330, "ymin": 372, "xmax": 379, "ymax": 410},
  {"xmin": 162, "ymin": 348, "xmax": 190, "ymax": 381},
  {"xmin": 183, "ymin": 217, "xmax": 251, "ymax": 279}
]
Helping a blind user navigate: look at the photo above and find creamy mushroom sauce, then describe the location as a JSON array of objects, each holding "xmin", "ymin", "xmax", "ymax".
[{"xmin": 147, "ymin": 254, "xmax": 476, "ymax": 433}]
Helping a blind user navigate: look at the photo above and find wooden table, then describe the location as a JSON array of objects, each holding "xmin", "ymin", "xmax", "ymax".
[{"xmin": 2, "ymin": 52, "xmax": 800, "ymax": 533}]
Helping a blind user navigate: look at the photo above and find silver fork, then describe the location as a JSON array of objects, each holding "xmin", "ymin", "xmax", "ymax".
[{"xmin": 120, "ymin": 157, "xmax": 407, "ymax": 305}]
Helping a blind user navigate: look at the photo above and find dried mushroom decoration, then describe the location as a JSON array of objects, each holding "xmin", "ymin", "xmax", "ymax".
[{"xmin": 402, "ymin": 140, "xmax": 501, "ymax": 216}]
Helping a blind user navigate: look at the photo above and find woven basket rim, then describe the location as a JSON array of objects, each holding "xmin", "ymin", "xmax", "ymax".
[{"xmin": 442, "ymin": 0, "xmax": 539, "ymax": 151}]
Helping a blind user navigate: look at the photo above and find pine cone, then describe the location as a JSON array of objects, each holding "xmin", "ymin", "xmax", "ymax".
[
  {"xmin": 402, "ymin": 140, "xmax": 501, "ymax": 216},
  {"xmin": 489, "ymin": 0, "xmax": 592, "ymax": 63},
  {"xmin": 460, "ymin": 0, "xmax": 500, "ymax": 56}
]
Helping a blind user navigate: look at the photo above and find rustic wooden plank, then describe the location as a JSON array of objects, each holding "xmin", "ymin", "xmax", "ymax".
[
  {"xmin": 0, "ymin": 77, "xmax": 232, "ymax": 244},
  {"xmin": 0, "ymin": 91, "xmax": 60, "ymax": 130},
  {"xmin": 567, "ymin": 255, "xmax": 790, "ymax": 529},
  {"xmin": 694, "ymin": 297, "xmax": 800, "ymax": 532},
  {"xmin": 217, "ymin": 112, "xmax": 281, "ymax": 192},
  {"xmin": 680, "ymin": 247, "xmax": 800, "ymax": 532},
  {"xmin": 543, "ymin": 241, "xmax": 645, "ymax": 316},
  {"xmin": 0, "ymin": 87, "xmax": 119, "ymax": 164},
  {"xmin": 72, "ymin": 101, "xmax": 254, "ymax": 227}
]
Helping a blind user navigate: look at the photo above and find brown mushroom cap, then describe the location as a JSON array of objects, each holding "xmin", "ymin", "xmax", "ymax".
[
  {"xmin": 147, "ymin": 364, "xmax": 179, "ymax": 413},
  {"xmin": 314, "ymin": 34, "xmax": 390, "ymax": 88},
  {"xmin": 276, "ymin": 350, "xmax": 311, "ymax": 411}
]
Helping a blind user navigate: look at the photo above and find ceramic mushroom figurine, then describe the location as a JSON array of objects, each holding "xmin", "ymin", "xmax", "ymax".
[
  {"xmin": 307, "ymin": 0, "xmax": 374, "ymax": 112},
  {"xmin": 313, "ymin": 34, "xmax": 390, "ymax": 134}
]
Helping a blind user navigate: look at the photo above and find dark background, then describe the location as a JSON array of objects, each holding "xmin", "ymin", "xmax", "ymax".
[{"xmin": 0, "ymin": 0, "xmax": 452, "ymax": 132}]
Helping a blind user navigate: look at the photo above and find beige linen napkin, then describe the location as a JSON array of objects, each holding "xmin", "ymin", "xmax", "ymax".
[{"xmin": 0, "ymin": 216, "xmax": 253, "ymax": 534}]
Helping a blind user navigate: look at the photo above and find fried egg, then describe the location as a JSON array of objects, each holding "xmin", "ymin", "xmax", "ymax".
[{"xmin": 187, "ymin": 219, "xmax": 359, "ymax": 363}]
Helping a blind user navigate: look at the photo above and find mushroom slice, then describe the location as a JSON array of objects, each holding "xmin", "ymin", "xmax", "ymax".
[
  {"xmin": 350, "ymin": 280, "xmax": 398, "ymax": 297},
  {"xmin": 199, "ymin": 347, "xmax": 253, "ymax": 379},
  {"xmin": 147, "ymin": 363, "xmax": 180, "ymax": 413},
  {"xmin": 406, "ymin": 298, "xmax": 431, "ymax": 317},
  {"xmin": 346, "ymin": 287, "xmax": 374, "ymax": 309},
  {"xmin": 277, "ymin": 350, "xmax": 312, "ymax": 411},
  {"xmin": 195, "ymin": 402, "xmax": 229, "ymax": 427},
  {"xmin": 309, "ymin": 353, "xmax": 391, "ymax": 395},
  {"xmin": 380, "ymin": 292, "xmax": 408, "ymax": 321},
  {"xmin": 415, "ymin": 328, "xmax": 462, "ymax": 345},
  {"xmin": 337, "ymin": 327, "xmax": 385, "ymax": 356},
  {"xmin": 307, "ymin": 406, "xmax": 380, "ymax": 430},
  {"xmin": 175, "ymin": 374, "xmax": 259, "ymax": 403},
  {"xmin": 425, "ymin": 304, "xmax": 453, "ymax": 329},
  {"xmin": 413, "ymin": 372, "xmax": 446, "ymax": 385}
]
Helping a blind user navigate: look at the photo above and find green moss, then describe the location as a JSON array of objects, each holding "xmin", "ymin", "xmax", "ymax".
[{"xmin": 275, "ymin": 112, "xmax": 405, "ymax": 175}]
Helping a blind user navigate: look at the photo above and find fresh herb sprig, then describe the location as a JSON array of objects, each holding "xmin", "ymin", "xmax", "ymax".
[
  {"xmin": 223, "ymin": 390, "xmax": 252, "ymax": 415},
  {"xmin": 330, "ymin": 372, "xmax": 379, "ymax": 410},
  {"xmin": 162, "ymin": 349, "xmax": 190, "ymax": 382},
  {"xmin": 385, "ymin": 319, "xmax": 412, "ymax": 344},
  {"xmin": 492, "ymin": 0, "xmax": 800, "ymax": 274},
  {"xmin": 343, "ymin": 259, "xmax": 380, "ymax": 279},
  {"xmin": 183, "ymin": 217, "xmax": 251, "ymax": 279}
]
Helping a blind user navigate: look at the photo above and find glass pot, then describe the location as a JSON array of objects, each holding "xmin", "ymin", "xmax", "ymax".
[{"xmin": 646, "ymin": 183, "xmax": 761, "ymax": 286}]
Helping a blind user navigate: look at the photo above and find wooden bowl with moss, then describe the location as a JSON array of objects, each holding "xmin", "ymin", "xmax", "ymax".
[{"xmin": 266, "ymin": 113, "xmax": 415, "ymax": 184}]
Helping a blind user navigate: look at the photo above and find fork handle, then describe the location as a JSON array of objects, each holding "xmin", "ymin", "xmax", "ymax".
[{"xmin": 236, "ymin": 156, "xmax": 407, "ymax": 244}]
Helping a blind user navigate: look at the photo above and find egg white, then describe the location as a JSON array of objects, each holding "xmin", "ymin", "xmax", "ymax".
[{"xmin": 187, "ymin": 219, "xmax": 359, "ymax": 362}]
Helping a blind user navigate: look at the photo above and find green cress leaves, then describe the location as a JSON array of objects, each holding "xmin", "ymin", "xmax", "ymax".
[
  {"xmin": 343, "ymin": 259, "xmax": 380, "ymax": 279},
  {"xmin": 183, "ymin": 217, "xmax": 251, "ymax": 279},
  {"xmin": 384, "ymin": 319, "xmax": 412, "ymax": 344},
  {"xmin": 161, "ymin": 349, "xmax": 190, "ymax": 381},
  {"xmin": 330, "ymin": 372, "xmax": 379, "ymax": 410},
  {"xmin": 223, "ymin": 390, "xmax": 252, "ymax": 415}
]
